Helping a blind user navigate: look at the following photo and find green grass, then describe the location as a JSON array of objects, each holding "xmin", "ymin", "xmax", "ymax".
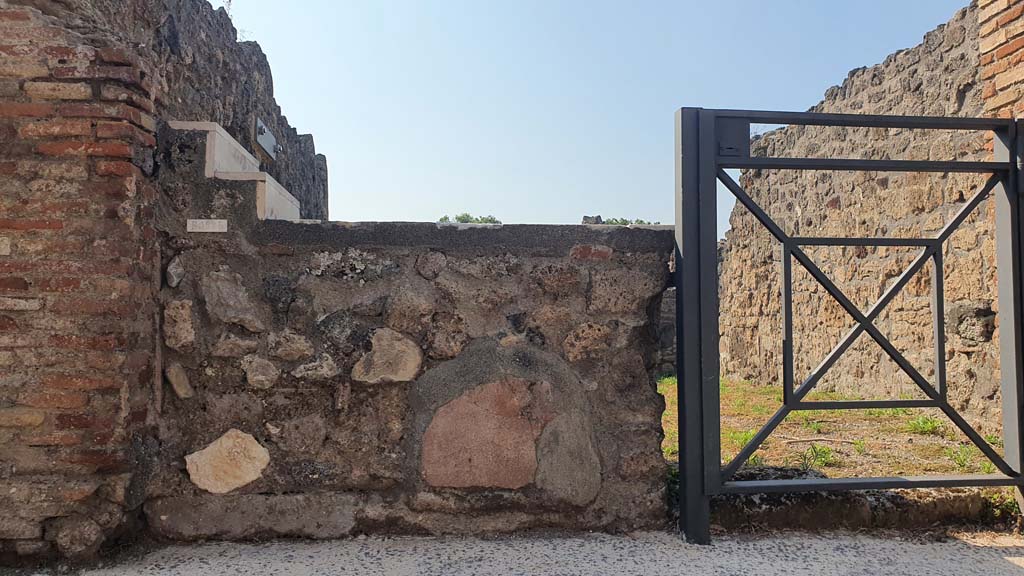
[
  {"xmin": 906, "ymin": 415, "xmax": 945, "ymax": 436},
  {"xmin": 799, "ymin": 443, "xmax": 839, "ymax": 470},
  {"xmin": 985, "ymin": 433, "xmax": 1004, "ymax": 448},
  {"xmin": 658, "ymin": 375, "xmax": 679, "ymax": 459},
  {"xmin": 985, "ymin": 489, "xmax": 1021, "ymax": 520},
  {"xmin": 945, "ymin": 444, "xmax": 975, "ymax": 471},
  {"xmin": 658, "ymin": 374, "xmax": 1012, "ymax": 484},
  {"xmin": 724, "ymin": 428, "xmax": 757, "ymax": 449},
  {"xmin": 866, "ymin": 407, "xmax": 912, "ymax": 418},
  {"xmin": 800, "ymin": 417, "xmax": 826, "ymax": 434}
]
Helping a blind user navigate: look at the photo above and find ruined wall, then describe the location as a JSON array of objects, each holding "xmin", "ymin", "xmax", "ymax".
[
  {"xmin": 142, "ymin": 128, "xmax": 672, "ymax": 540},
  {"xmin": 7, "ymin": 0, "xmax": 329, "ymax": 219},
  {"xmin": 718, "ymin": 5, "xmax": 1004, "ymax": 425},
  {"xmin": 0, "ymin": 2, "xmax": 159, "ymax": 560}
]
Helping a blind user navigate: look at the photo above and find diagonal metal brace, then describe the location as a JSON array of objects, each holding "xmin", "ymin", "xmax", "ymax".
[{"xmin": 715, "ymin": 171, "xmax": 1007, "ymax": 480}]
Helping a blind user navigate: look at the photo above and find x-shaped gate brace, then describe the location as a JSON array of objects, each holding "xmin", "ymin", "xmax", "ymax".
[
  {"xmin": 675, "ymin": 108, "xmax": 1024, "ymax": 545},
  {"xmin": 717, "ymin": 170, "xmax": 1011, "ymax": 480}
]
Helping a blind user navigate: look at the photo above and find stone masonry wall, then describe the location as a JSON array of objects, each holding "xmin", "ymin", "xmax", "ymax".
[
  {"xmin": 142, "ymin": 127, "xmax": 673, "ymax": 541},
  {"xmin": 0, "ymin": 2, "xmax": 160, "ymax": 561},
  {"xmin": 7, "ymin": 0, "xmax": 329, "ymax": 219},
  {"xmin": 716, "ymin": 5, "xmax": 1008, "ymax": 427},
  {"xmin": 1, "ymin": 0, "xmax": 673, "ymax": 562}
]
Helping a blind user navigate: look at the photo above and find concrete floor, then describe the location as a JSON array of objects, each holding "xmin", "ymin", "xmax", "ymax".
[{"xmin": 21, "ymin": 531, "xmax": 1024, "ymax": 576}]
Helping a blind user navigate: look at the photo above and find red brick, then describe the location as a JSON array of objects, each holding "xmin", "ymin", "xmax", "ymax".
[
  {"xmin": 42, "ymin": 373, "xmax": 121, "ymax": 390},
  {"xmin": 57, "ymin": 102, "xmax": 132, "ymax": 120},
  {"xmin": 0, "ymin": 258, "xmax": 133, "ymax": 276},
  {"xmin": 14, "ymin": 159, "xmax": 89, "ymax": 180},
  {"xmin": 982, "ymin": 59, "xmax": 1009, "ymax": 80},
  {"xmin": 0, "ymin": 44, "xmax": 34, "ymax": 56},
  {"xmin": 34, "ymin": 277, "xmax": 81, "ymax": 292},
  {"xmin": 57, "ymin": 102, "xmax": 154, "ymax": 131},
  {"xmin": 23, "ymin": 431, "xmax": 82, "ymax": 446},
  {"xmin": 84, "ymin": 276, "xmax": 132, "ymax": 296},
  {"xmin": 0, "ymin": 25, "xmax": 65, "ymax": 45},
  {"xmin": 94, "ymin": 160, "xmax": 136, "ymax": 177},
  {"xmin": 96, "ymin": 121, "xmax": 156, "ymax": 147},
  {"xmin": 52, "ymin": 65, "xmax": 141, "ymax": 85},
  {"xmin": 17, "ymin": 119, "xmax": 92, "ymax": 138},
  {"xmin": 50, "ymin": 297, "xmax": 129, "ymax": 316},
  {"xmin": 570, "ymin": 244, "xmax": 614, "ymax": 260},
  {"xmin": 60, "ymin": 484, "xmax": 99, "ymax": 502},
  {"xmin": 0, "ymin": 198, "xmax": 93, "ymax": 218},
  {"xmin": 36, "ymin": 140, "xmax": 133, "ymax": 158},
  {"xmin": 0, "ymin": 407, "xmax": 45, "ymax": 427},
  {"xmin": 83, "ymin": 432, "xmax": 115, "ymax": 447},
  {"xmin": 41, "ymin": 45, "xmax": 91, "ymax": 60},
  {"xmin": 99, "ymin": 84, "xmax": 155, "ymax": 114},
  {"xmin": 23, "ymin": 81, "xmax": 92, "ymax": 100},
  {"xmin": 127, "ymin": 407, "xmax": 147, "ymax": 426},
  {"xmin": 0, "ymin": 103, "xmax": 54, "ymax": 118},
  {"xmin": 62, "ymin": 449, "xmax": 126, "ymax": 472},
  {"xmin": 996, "ymin": 65, "xmax": 1024, "ymax": 90},
  {"xmin": 996, "ymin": 36, "xmax": 1024, "ymax": 60},
  {"xmin": 19, "ymin": 390, "xmax": 89, "ymax": 409},
  {"xmin": 0, "ymin": 9, "xmax": 33, "ymax": 21},
  {"xmin": 82, "ymin": 178, "xmax": 136, "ymax": 200},
  {"xmin": 0, "ymin": 315, "xmax": 18, "ymax": 331},
  {"xmin": 0, "ymin": 219, "xmax": 63, "ymax": 230},
  {"xmin": 55, "ymin": 413, "xmax": 114, "ymax": 429},
  {"xmin": 998, "ymin": 3, "xmax": 1024, "ymax": 26},
  {"xmin": 0, "ymin": 277, "xmax": 29, "ymax": 291},
  {"xmin": 96, "ymin": 48, "xmax": 138, "ymax": 66}
]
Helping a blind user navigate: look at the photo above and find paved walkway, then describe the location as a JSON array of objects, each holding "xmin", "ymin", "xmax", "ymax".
[{"xmin": 26, "ymin": 531, "xmax": 1024, "ymax": 576}]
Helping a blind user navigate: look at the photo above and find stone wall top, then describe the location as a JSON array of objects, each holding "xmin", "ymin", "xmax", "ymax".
[{"xmin": 253, "ymin": 221, "xmax": 675, "ymax": 255}]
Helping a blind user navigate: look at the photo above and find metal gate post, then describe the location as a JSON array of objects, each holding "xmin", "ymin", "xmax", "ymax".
[
  {"xmin": 996, "ymin": 121, "xmax": 1024, "ymax": 508},
  {"xmin": 675, "ymin": 107, "xmax": 711, "ymax": 544}
]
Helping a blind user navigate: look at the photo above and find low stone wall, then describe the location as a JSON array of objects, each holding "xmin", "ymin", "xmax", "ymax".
[
  {"xmin": 138, "ymin": 129, "xmax": 674, "ymax": 540},
  {"xmin": 0, "ymin": 2, "xmax": 673, "ymax": 561}
]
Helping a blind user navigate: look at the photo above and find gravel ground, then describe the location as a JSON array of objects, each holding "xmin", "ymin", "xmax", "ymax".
[{"xmin": 16, "ymin": 531, "xmax": 1024, "ymax": 576}]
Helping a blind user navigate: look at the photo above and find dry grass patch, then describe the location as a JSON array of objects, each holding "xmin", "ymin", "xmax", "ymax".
[{"xmin": 658, "ymin": 376, "xmax": 1009, "ymax": 478}]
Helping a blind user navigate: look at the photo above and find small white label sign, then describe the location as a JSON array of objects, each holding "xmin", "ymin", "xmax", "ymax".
[{"xmin": 187, "ymin": 219, "xmax": 228, "ymax": 233}]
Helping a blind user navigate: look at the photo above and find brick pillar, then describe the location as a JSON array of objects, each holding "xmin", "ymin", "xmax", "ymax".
[
  {"xmin": 980, "ymin": 0, "xmax": 1024, "ymax": 117},
  {"xmin": 0, "ymin": 3, "xmax": 159, "ymax": 561}
]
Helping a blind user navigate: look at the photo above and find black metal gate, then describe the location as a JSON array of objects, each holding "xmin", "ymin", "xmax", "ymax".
[{"xmin": 674, "ymin": 108, "xmax": 1024, "ymax": 544}]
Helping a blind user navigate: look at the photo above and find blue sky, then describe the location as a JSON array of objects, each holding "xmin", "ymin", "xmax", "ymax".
[{"xmin": 215, "ymin": 0, "xmax": 968, "ymax": 234}]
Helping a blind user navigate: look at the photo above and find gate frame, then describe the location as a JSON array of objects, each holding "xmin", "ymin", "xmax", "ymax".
[{"xmin": 674, "ymin": 107, "xmax": 1024, "ymax": 544}]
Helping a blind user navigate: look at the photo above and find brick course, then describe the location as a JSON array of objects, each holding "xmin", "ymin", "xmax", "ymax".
[
  {"xmin": 0, "ymin": 1, "xmax": 158, "ymax": 562},
  {"xmin": 980, "ymin": 0, "xmax": 1024, "ymax": 116}
]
